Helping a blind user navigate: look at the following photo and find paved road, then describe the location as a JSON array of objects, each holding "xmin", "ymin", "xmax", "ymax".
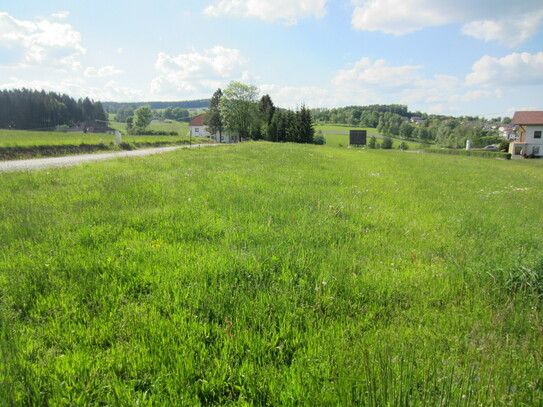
[{"xmin": 0, "ymin": 144, "xmax": 217, "ymax": 173}]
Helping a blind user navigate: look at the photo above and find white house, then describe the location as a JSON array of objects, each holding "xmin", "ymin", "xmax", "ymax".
[
  {"xmin": 509, "ymin": 111, "xmax": 543, "ymax": 158},
  {"xmin": 188, "ymin": 113, "xmax": 239, "ymax": 143}
]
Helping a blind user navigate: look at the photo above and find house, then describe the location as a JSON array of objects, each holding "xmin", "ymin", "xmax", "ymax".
[
  {"xmin": 188, "ymin": 113, "xmax": 240, "ymax": 143},
  {"xmin": 509, "ymin": 111, "xmax": 543, "ymax": 158}
]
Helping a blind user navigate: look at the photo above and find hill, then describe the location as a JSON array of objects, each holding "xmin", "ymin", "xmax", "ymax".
[{"xmin": 103, "ymin": 99, "xmax": 210, "ymax": 113}]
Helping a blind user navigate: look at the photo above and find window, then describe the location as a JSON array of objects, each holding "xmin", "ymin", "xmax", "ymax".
[
  {"xmin": 535, "ymin": 130, "xmax": 541, "ymax": 139},
  {"xmin": 533, "ymin": 146, "xmax": 540, "ymax": 155},
  {"xmin": 195, "ymin": 128, "xmax": 199, "ymax": 132}
]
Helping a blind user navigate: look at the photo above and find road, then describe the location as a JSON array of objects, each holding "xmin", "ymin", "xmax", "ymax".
[{"xmin": 0, "ymin": 144, "xmax": 217, "ymax": 173}]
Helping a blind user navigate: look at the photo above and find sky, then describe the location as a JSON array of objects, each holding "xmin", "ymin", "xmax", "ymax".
[{"xmin": 1, "ymin": 0, "xmax": 543, "ymax": 118}]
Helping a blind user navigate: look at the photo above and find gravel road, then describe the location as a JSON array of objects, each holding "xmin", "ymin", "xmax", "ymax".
[{"xmin": 0, "ymin": 144, "xmax": 217, "ymax": 173}]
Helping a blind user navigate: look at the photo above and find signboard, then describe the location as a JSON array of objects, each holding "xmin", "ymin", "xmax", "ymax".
[{"xmin": 349, "ymin": 130, "xmax": 367, "ymax": 145}]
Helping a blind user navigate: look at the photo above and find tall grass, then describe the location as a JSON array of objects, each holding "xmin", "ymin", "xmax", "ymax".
[{"xmin": 0, "ymin": 143, "xmax": 541, "ymax": 405}]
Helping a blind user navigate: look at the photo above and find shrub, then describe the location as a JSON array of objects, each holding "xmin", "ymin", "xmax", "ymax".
[
  {"xmin": 314, "ymin": 131, "xmax": 326, "ymax": 145},
  {"xmin": 399, "ymin": 142, "xmax": 409, "ymax": 151},
  {"xmin": 499, "ymin": 140, "xmax": 510, "ymax": 152},
  {"xmin": 368, "ymin": 136, "xmax": 377, "ymax": 149},
  {"xmin": 381, "ymin": 136, "xmax": 393, "ymax": 149}
]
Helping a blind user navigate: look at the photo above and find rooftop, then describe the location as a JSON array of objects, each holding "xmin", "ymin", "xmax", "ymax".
[{"xmin": 512, "ymin": 111, "xmax": 543, "ymax": 125}]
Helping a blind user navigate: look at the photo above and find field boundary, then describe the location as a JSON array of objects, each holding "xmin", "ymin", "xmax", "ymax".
[{"xmin": 0, "ymin": 140, "xmax": 200, "ymax": 161}]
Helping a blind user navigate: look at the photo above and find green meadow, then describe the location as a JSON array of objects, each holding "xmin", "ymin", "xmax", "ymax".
[
  {"xmin": 0, "ymin": 142, "xmax": 542, "ymax": 405},
  {"xmin": 0, "ymin": 121, "xmax": 191, "ymax": 148},
  {"xmin": 316, "ymin": 124, "xmax": 422, "ymax": 149}
]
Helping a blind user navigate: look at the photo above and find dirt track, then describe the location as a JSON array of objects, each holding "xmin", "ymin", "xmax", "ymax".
[{"xmin": 0, "ymin": 144, "xmax": 217, "ymax": 173}]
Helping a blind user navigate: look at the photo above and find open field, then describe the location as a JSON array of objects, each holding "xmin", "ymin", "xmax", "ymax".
[
  {"xmin": 316, "ymin": 124, "xmax": 424, "ymax": 149},
  {"xmin": 0, "ymin": 126, "xmax": 191, "ymax": 148},
  {"xmin": 1, "ymin": 143, "xmax": 542, "ymax": 405},
  {"xmin": 108, "ymin": 120, "xmax": 190, "ymax": 137}
]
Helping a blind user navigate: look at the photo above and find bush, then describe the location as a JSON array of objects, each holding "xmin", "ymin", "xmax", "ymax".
[
  {"xmin": 314, "ymin": 131, "xmax": 326, "ymax": 145},
  {"xmin": 381, "ymin": 136, "xmax": 393, "ymax": 149},
  {"xmin": 368, "ymin": 136, "xmax": 377, "ymax": 149},
  {"xmin": 499, "ymin": 140, "xmax": 510, "ymax": 152},
  {"xmin": 399, "ymin": 142, "xmax": 409, "ymax": 151}
]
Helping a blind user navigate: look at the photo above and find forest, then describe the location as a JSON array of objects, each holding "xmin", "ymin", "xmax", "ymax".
[{"xmin": 0, "ymin": 89, "xmax": 107, "ymax": 131}]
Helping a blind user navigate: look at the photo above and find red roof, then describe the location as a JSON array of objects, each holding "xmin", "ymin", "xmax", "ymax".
[
  {"xmin": 512, "ymin": 111, "xmax": 543, "ymax": 125},
  {"xmin": 189, "ymin": 113, "xmax": 206, "ymax": 126}
]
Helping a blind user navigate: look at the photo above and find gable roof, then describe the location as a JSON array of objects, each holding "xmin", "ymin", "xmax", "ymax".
[
  {"xmin": 512, "ymin": 111, "xmax": 543, "ymax": 125},
  {"xmin": 189, "ymin": 113, "xmax": 206, "ymax": 127}
]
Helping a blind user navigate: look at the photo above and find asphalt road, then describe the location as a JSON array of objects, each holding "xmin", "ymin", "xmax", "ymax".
[{"xmin": 0, "ymin": 144, "xmax": 217, "ymax": 173}]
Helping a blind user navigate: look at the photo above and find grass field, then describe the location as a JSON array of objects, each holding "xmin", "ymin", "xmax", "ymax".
[
  {"xmin": 108, "ymin": 119, "xmax": 190, "ymax": 138},
  {"xmin": 0, "ymin": 142, "xmax": 542, "ymax": 405},
  {"xmin": 0, "ymin": 121, "xmax": 191, "ymax": 148},
  {"xmin": 316, "ymin": 124, "xmax": 424, "ymax": 149}
]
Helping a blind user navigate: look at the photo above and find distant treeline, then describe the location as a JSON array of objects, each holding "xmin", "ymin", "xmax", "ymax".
[
  {"xmin": 0, "ymin": 89, "xmax": 107, "ymax": 130},
  {"xmin": 103, "ymin": 100, "xmax": 210, "ymax": 114}
]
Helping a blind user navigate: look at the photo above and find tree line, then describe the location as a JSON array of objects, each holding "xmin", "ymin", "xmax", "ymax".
[
  {"xmin": 205, "ymin": 82, "xmax": 315, "ymax": 144},
  {"xmin": 0, "ymin": 89, "xmax": 107, "ymax": 130},
  {"xmin": 103, "ymin": 100, "xmax": 209, "ymax": 114}
]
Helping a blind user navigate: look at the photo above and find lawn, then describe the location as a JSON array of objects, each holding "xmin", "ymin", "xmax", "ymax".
[{"xmin": 0, "ymin": 142, "xmax": 541, "ymax": 405}]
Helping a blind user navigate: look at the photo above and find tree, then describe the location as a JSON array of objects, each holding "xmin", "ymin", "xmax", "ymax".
[
  {"xmin": 297, "ymin": 104, "xmax": 315, "ymax": 144},
  {"xmin": 205, "ymin": 89, "xmax": 224, "ymax": 140},
  {"xmin": 220, "ymin": 81, "xmax": 259, "ymax": 141},
  {"xmin": 134, "ymin": 106, "xmax": 152, "ymax": 131}
]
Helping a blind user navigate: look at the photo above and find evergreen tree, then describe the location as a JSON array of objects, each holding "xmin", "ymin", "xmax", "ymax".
[{"xmin": 205, "ymin": 89, "xmax": 224, "ymax": 140}]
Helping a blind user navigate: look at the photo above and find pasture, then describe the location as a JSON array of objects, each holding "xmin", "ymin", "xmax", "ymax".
[{"xmin": 0, "ymin": 142, "xmax": 541, "ymax": 405}]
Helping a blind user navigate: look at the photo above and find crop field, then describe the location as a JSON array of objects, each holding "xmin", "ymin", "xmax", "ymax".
[{"xmin": 0, "ymin": 142, "xmax": 542, "ymax": 405}]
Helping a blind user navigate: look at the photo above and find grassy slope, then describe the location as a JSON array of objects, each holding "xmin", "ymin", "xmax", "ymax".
[
  {"xmin": 0, "ymin": 143, "xmax": 542, "ymax": 405},
  {"xmin": 0, "ymin": 121, "xmax": 191, "ymax": 148}
]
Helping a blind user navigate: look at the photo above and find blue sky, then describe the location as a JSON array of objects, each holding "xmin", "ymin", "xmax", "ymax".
[{"xmin": 1, "ymin": 0, "xmax": 542, "ymax": 117}]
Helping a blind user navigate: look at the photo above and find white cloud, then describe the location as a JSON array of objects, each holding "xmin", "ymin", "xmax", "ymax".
[
  {"xmin": 151, "ymin": 45, "xmax": 250, "ymax": 96},
  {"xmin": 351, "ymin": 0, "xmax": 543, "ymax": 46},
  {"xmin": 52, "ymin": 11, "xmax": 70, "ymax": 20},
  {"xmin": 462, "ymin": 11, "xmax": 543, "ymax": 47},
  {"xmin": 333, "ymin": 57, "xmax": 422, "ymax": 88},
  {"xmin": 466, "ymin": 52, "xmax": 543, "ymax": 86},
  {"xmin": 0, "ymin": 77, "xmax": 144, "ymax": 102},
  {"xmin": 84, "ymin": 65, "xmax": 123, "ymax": 77},
  {"xmin": 203, "ymin": 0, "xmax": 327, "ymax": 25},
  {"xmin": 0, "ymin": 12, "xmax": 85, "ymax": 69}
]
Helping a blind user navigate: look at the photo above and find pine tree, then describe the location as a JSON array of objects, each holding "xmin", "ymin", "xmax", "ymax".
[{"xmin": 205, "ymin": 88, "xmax": 224, "ymax": 140}]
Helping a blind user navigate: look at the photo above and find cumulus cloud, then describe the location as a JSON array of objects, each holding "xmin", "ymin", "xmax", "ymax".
[
  {"xmin": 0, "ymin": 77, "xmax": 144, "ymax": 102},
  {"xmin": 351, "ymin": 0, "xmax": 543, "ymax": 46},
  {"xmin": 52, "ymin": 11, "xmax": 70, "ymax": 20},
  {"xmin": 333, "ymin": 57, "xmax": 422, "ymax": 89},
  {"xmin": 466, "ymin": 52, "xmax": 543, "ymax": 86},
  {"xmin": 0, "ymin": 12, "xmax": 85, "ymax": 69},
  {"xmin": 203, "ymin": 0, "xmax": 327, "ymax": 25},
  {"xmin": 151, "ymin": 45, "xmax": 250, "ymax": 96},
  {"xmin": 84, "ymin": 65, "xmax": 123, "ymax": 77}
]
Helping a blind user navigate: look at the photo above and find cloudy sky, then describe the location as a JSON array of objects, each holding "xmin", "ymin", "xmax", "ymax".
[{"xmin": 1, "ymin": 0, "xmax": 542, "ymax": 117}]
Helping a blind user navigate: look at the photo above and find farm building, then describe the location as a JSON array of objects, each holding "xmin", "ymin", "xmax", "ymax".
[
  {"xmin": 509, "ymin": 111, "xmax": 543, "ymax": 158},
  {"xmin": 189, "ymin": 114, "xmax": 239, "ymax": 143}
]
